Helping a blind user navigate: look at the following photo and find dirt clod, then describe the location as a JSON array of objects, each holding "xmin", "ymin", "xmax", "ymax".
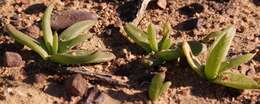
[
  {"xmin": 65, "ymin": 74, "xmax": 88, "ymax": 96},
  {"xmin": 3, "ymin": 51, "xmax": 24, "ymax": 67},
  {"xmin": 51, "ymin": 10, "xmax": 98, "ymax": 30}
]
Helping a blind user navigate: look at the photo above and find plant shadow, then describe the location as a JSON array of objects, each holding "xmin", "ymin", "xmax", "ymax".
[
  {"xmin": 107, "ymin": 89, "xmax": 148, "ymax": 103},
  {"xmin": 166, "ymin": 59, "xmax": 242, "ymax": 99}
]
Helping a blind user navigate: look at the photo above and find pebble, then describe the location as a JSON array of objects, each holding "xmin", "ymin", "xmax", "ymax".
[
  {"xmin": 65, "ymin": 74, "xmax": 88, "ymax": 96},
  {"xmin": 3, "ymin": 51, "xmax": 24, "ymax": 67},
  {"xmin": 25, "ymin": 25, "xmax": 40, "ymax": 39},
  {"xmin": 34, "ymin": 73, "xmax": 47, "ymax": 84},
  {"xmin": 51, "ymin": 10, "xmax": 98, "ymax": 30}
]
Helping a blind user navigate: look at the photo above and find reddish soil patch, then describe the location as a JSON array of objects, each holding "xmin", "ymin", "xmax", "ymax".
[{"xmin": 0, "ymin": 0, "xmax": 259, "ymax": 104}]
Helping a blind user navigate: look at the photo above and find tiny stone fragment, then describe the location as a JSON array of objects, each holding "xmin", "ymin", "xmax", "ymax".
[
  {"xmin": 157, "ymin": 0, "xmax": 167, "ymax": 9},
  {"xmin": 65, "ymin": 74, "xmax": 88, "ymax": 96},
  {"xmin": 34, "ymin": 73, "xmax": 47, "ymax": 84},
  {"xmin": 25, "ymin": 25, "xmax": 40, "ymax": 39},
  {"xmin": 51, "ymin": 10, "xmax": 98, "ymax": 30},
  {"xmin": 3, "ymin": 51, "xmax": 24, "ymax": 67}
]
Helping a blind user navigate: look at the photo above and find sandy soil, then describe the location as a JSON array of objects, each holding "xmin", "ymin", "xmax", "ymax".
[{"xmin": 0, "ymin": 0, "xmax": 259, "ymax": 104}]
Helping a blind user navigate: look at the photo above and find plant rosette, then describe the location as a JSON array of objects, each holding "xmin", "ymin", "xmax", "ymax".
[
  {"xmin": 6, "ymin": 4, "xmax": 115, "ymax": 64},
  {"xmin": 182, "ymin": 25, "xmax": 259, "ymax": 89}
]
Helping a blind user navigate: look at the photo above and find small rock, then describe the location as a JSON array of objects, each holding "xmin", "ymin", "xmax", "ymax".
[
  {"xmin": 157, "ymin": 0, "xmax": 167, "ymax": 9},
  {"xmin": 25, "ymin": 25, "xmax": 40, "ymax": 39},
  {"xmin": 34, "ymin": 73, "xmax": 47, "ymax": 84},
  {"xmin": 51, "ymin": 10, "xmax": 98, "ymax": 30},
  {"xmin": 65, "ymin": 74, "xmax": 88, "ymax": 96},
  {"xmin": 3, "ymin": 51, "xmax": 24, "ymax": 67}
]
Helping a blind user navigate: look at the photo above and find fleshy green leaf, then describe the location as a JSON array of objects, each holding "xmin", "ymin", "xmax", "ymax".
[
  {"xmin": 59, "ymin": 33, "xmax": 93, "ymax": 53},
  {"xmin": 159, "ymin": 22, "xmax": 172, "ymax": 51},
  {"xmin": 204, "ymin": 25, "xmax": 236, "ymax": 80},
  {"xmin": 49, "ymin": 50, "xmax": 115, "ymax": 64},
  {"xmin": 82, "ymin": 51, "xmax": 115, "ymax": 64},
  {"xmin": 162, "ymin": 22, "xmax": 172, "ymax": 38},
  {"xmin": 182, "ymin": 42, "xmax": 204, "ymax": 77},
  {"xmin": 157, "ymin": 49, "xmax": 181, "ymax": 61},
  {"xmin": 213, "ymin": 72, "xmax": 260, "ymax": 89},
  {"xmin": 202, "ymin": 31, "xmax": 224, "ymax": 42},
  {"xmin": 146, "ymin": 23, "xmax": 158, "ymax": 52},
  {"xmin": 149, "ymin": 72, "xmax": 165, "ymax": 101},
  {"xmin": 52, "ymin": 31, "xmax": 58, "ymax": 54},
  {"xmin": 159, "ymin": 38, "xmax": 172, "ymax": 51},
  {"xmin": 159, "ymin": 81, "xmax": 171, "ymax": 96},
  {"xmin": 60, "ymin": 20, "xmax": 97, "ymax": 42},
  {"xmin": 42, "ymin": 4, "xmax": 54, "ymax": 53},
  {"xmin": 220, "ymin": 53, "xmax": 256, "ymax": 72},
  {"xmin": 124, "ymin": 23, "xmax": 151, "ymax": 52},
  {"xmin": 6, "ymin": 24, "xmax": 48, "ymax": 60}
]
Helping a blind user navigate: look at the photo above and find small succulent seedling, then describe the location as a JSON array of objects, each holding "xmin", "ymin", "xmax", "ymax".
[
  {"xmin": 149, "ymin": 71, "xmax": 171, "ymax": 101},
  {"xmin": 124, "ymin": 23, "xmax": 205, "ymax": 66},
  {"xmin": 124, "ymin": 23, "xmax": 179, "ymax": 65},
  {"xmin": 6, "ymin": 4, "xmax": 115, "ymax": 64},
  {"xmin": 182, "ymin": 25, "xmax": 260, "ymax": 89}
]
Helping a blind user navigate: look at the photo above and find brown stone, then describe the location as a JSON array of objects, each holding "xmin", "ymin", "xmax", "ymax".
[
  {"xmin": 51, "ymin": 10, "xmax": 98, "ymax": 30},
  {"xmin": 25, "ymin": 25, "xmax": 40, "ymax": 39},
  {"xmin": 65, "ymin": 74, "xmax": 88, "ymax": 96},
  {"xmin": 3, "ymin": 51, "xmax": 24, "ymax": 67}
]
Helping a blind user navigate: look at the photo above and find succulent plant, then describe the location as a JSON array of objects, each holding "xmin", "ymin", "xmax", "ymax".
[
  {"xmin": 149, "ymin": 71, "xmax": 171, "ymax": 101},
  {"xmin": 124, "ymin": 23, "xmax": 205, "ymax": 66},
  {"xmin": 182, "ymin": 25, "xmax": 259, "ymax": 89},
  {"xmin": 6, "ymin": 4, "xmax": 115, "ymax": 64}
]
